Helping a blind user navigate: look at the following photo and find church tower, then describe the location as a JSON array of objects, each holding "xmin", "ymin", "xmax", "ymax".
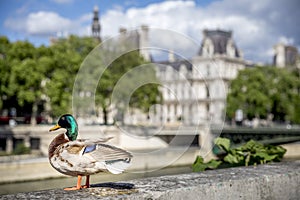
[{"xmin": 92, "ymin": 6, "xmax": 101, "ymax": 41}]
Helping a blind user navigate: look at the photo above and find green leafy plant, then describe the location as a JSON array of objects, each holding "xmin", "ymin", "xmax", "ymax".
[
  {"xmin": 192, "ymin": 156, "xmax": 222, "ymax": 172},
  {"xmin": 216, "ymin": 137, "xmax": 286, "ymax": 166},
  {"xmin": 193, "ymin": 137, "xmax": 286, "ymax": 172}
]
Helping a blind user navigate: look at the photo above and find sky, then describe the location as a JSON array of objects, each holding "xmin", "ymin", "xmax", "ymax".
[{"xmin": 0, "ymin": 0, "xmax": 299, "ymax": 63}]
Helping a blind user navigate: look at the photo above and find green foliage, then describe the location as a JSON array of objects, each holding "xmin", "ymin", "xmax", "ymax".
[
  {"xmin": 0, "ymin": 39, "xmax": 47, "ymax": 122},
  {"xmin": 226, "ymin": 66, "xmax": 300, "ymax": 123},
  {"xmin": 96, "ymin": 50, "xmax": 161, "ymax": 124},
  {"xmin": 0, "ymin": 35, "xmax": 161, "ymax": 121},
  {"xmin": 13, "ymin": 143, "xmax": 31, "ymax": 155},
  {"xmin": 215, "ymin": 137, "xmax": 286, "ymax": 166},
  {"xmin": 129, "ymin": 70, "xmax": 161, "ymax": 112},
  {"xmin": 192, "ymin": 137, "xmax": 286, "ymax": 172},
  {"xmin": 46, "ymin": 36, "xmax": 98, "ymax": 117},
  {"xmin": 0, "ymin": 35, "xmax": 98, "ymax": 118},
  {"xmin": 192, "ymin": 156, "xmax": 222, "ymax": 172},
  {"xmin": 10, "ymin": 59, "xmax": 44, "ymax": 106},
  {"xmin": 214, "ymin": 137, "xmax": 230, "ymax": 152}
]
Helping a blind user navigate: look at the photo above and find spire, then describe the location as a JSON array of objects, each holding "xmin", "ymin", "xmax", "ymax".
[{"xmin": 92, "ymin": 5, "xmax": 101, "ymax": 41}]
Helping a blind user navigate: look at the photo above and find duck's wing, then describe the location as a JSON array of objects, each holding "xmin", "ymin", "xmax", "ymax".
[
  {"xmin": 85, "ymin": 143, "xmax": 132, "ymax": 174},
  {"xmin": 58, "ymin": 137, "xmax": 113, "ymax": 157},
  {"xmin": 61, "ymin": 139, "xmax": 132, "ymax": 174}
]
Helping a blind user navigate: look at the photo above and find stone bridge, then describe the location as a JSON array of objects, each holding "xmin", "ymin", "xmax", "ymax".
[{"xmin": 1, "ymin": 124, "xmax": 300, "ymax": 155}]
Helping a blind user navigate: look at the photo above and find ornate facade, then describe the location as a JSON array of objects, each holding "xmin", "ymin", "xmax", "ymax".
[
  {"xmin": 154, "ymin": 30, "xmax": 246, "ymax": 126},
  {"xmin": 87, "ymin": 8, "xmax": 247, "ymax": 126}
]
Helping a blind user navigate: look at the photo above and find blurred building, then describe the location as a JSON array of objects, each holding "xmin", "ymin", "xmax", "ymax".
[
  {"xmin": 86, "ymin": 6, "xmax": 247, "ymax": 125},
  {"xmin": 118, "ymin": 25, "xmax": 152, "ymax": 61},
  {"xmin": 273, "ymin": 43, "xmax": 299, "ymax": 68},
  {"xmin": 153, "ymin": 29, "xmax": 246, "ymax": 125},
  {"xmin": 47, "ymin": 7, "xmax": 248, "ymax": 126}
]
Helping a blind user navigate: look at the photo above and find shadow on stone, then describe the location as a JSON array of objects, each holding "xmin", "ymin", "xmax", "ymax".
[
  {"xmin": 87, "ymin": 182, "xmax": 137, "ymax": 197},
  {"xmin": 90, "ymin": 182, "xmax": 135, "ymax": 189}
]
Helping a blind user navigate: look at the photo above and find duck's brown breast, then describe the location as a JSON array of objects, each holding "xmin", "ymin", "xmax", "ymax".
[{"xmin": 48, "ymin": 133, "xmax": 69, "ymax": 159}]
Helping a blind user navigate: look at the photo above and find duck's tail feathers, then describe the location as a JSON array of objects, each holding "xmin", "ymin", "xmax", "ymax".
[
  {"xmin": 104, "ymin": 158, "xmax": 132, "ymax": 174},
  {"xmin": 88, "ymin": 143, "xmax": 132, "ymax": 174}
]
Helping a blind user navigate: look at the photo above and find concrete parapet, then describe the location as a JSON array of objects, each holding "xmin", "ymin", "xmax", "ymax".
[{"xmin": 1, "ymin": 161, "xmax": 299, "ymax": 200}]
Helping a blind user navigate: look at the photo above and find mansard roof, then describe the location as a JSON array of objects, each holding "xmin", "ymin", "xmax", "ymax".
[{"xmin": 198, "ymin": 29, "xmax": 240, "ymax": 57}]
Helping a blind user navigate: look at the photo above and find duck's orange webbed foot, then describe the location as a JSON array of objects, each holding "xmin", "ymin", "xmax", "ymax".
[
  {"xmin": 64, "ymin": 175, "xmax": 90, "ymax": 191},
  {"xmin": 64, "ymin": 186, "xmax": 82, "ymax": 191},
  {"xmin": 63, "ymin": 175, "xmax": 90, "ymax": 190}
]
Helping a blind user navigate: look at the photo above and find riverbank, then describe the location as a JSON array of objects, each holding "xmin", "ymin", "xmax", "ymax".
[{"xmin": 1, "ymin": 142, "xmax": 300, "ymax": 185}]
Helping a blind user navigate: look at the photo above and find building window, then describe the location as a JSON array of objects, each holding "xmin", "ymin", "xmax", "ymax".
[
  {"xmin": 0, "ymin": 138, "xmax": 6, "ymax": 151},
  {"xmin": 207, "ymin": 65, "xmax": 210, "ymax": 77},
  {"xmin": 30, "ymin": 138, "xmax": 40, "ymax": 150},
  {"xmin": 206, "ymin": 85, "xmax": 210, "ymax": 98}
]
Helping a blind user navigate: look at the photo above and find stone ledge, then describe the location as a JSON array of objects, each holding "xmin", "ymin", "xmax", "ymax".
[{"xmin": 1, "ymin": 161, "xmax": 299, "ymax": 200}]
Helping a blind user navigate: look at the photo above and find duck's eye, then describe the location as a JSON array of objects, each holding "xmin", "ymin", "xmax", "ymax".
[{"xmin": 61, "ymin": 117, "xmax": 65, "ymax": 120}]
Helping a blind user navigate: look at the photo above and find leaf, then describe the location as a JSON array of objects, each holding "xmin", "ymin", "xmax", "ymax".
[
  {"xmin": 265, "ymin": 145, "xmax": 287, "ymax": 160},
  {"xmin": 254, "ymin": 152, "xmax": 277, "ymax": 162},
  {"xmin": 214, "ymin": 137, "xmax": 231, "ymax": 152},
  {"xmin": 192, "ymin": 156, "xmax": 222, "ymax": 172},
  {"xmin": 224, "ymin": 153, "xmax": 244, "ymax": 164}
]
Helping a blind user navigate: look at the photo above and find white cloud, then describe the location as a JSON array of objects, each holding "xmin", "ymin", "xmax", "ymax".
[
  {"xmin": 26, "ymin": 11, "xmax": 73, "ymax": 35},
  {"xmin": 278, "ymin": 36, "xmax": 295, "ymax": 45},
  {"xmin": 4, "ymin": 0, "xmax": 299, "ymax": 63},
  {"xmin": 101, "ymin": 1, "xmax": 197, "ymax": 37},
  {"xmin": 100, "ymin": 0, "xmax": 300, "ymax": 63},
  {"xmin": 5, "ymin": 10, "xmax": 91, "ymax": 37}
]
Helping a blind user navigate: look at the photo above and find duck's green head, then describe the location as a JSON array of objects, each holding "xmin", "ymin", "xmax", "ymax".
[{"xmin": 49, "ymin": 114, "xmax": 78, "ymax": 141}]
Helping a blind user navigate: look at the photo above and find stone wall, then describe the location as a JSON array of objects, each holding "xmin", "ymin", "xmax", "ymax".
[{"xmin": 2, "ymin": 160, "xmax": 299, "ymax": 200}]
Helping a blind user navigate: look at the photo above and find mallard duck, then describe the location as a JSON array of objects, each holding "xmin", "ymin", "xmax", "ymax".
[{"xmin": 48, "ymin": 114, "xmax": 132, "ymax": 190}]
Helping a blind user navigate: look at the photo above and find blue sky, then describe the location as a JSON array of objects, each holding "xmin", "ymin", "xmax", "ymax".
[
  {"xmin": 0, "ymin": 0, "xmax": 212, "ymax": 45},
  {"xmin": 0, "ymin": 0, "xmax": 299, "ymax": 63}
]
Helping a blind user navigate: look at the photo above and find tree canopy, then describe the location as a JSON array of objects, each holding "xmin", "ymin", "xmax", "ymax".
[
  {"xmin": 226, "ymin": 66, "xmax": 300, "ymax": 123},
  {"xmin": 96, "ymin": 50, "xmax": 161, "ymax": 124},
  {"xmin": 0, "ymin": 35, "xmax": 161, "ymax": 124}
]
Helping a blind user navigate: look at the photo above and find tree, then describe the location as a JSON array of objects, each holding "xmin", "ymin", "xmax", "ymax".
[
  {"xmin": 10, "ymin": 58, "xmax": 44, "ymax": 124},
  {"xmin": 0, "ymin": 35, "xmax": 98, "ymax": 121},
  {"xmin": 46, "ymin": 36, "xmax": 98, "ymax": 117},
  {"xmin": 0, "ymin": 36, "xmax": 12, "ymax": 110},
  {"xmin": 226, "ymin": 66, "xmax": 300, "ymax": 123},
  {"xmin": 0, "ymin": 35, "xmax": 161, "ymax": 125},
  {"xmin": 96, "ymin": 50, "xmax": 161, "ymax": 124},
  {"xmin": 1, "ymin": 40, "xmax": 47, "ymax": 124}
]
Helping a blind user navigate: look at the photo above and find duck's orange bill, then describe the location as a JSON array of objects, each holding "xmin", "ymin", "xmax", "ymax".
[{"xmin": 49, "ymin": 124, "xmax": 61, "ymax": 132}]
